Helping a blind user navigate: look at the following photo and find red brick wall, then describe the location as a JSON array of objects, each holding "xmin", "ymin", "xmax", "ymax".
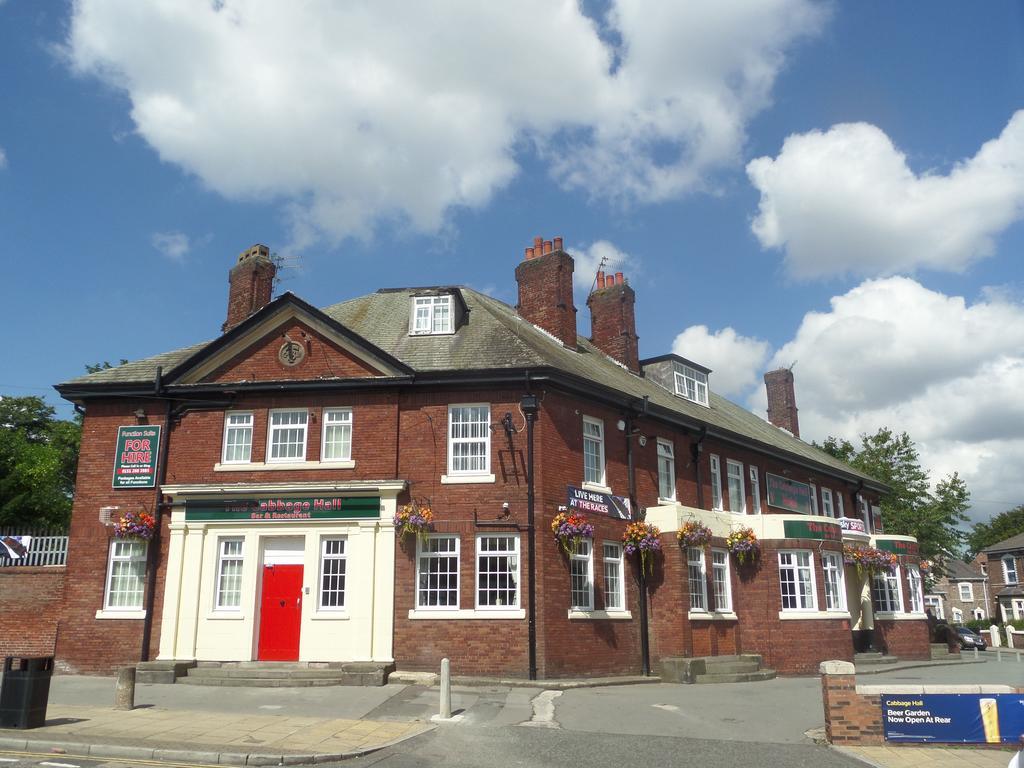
[
  {"xmin": 514, "ymin": 249, "xmax": 577, "ymax": 348},
  {"xmin": 821, "ymin": 672, "xmax": 885, "ymax": 744},
  {"xmin": 0, "ymin": 567, "xmax": 66, "ymax": 659},
  {"xmin": 205, "ymin": 320, "xmax": 383, "ymax": 383}
]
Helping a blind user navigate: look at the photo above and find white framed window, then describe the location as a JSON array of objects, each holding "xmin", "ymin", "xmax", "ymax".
[
  {"xmin": 779, "ymin": 551, "xmax": 817, "ymax": 611},
  {"xmin": 951, "ymin": 607, "xmax": 964, "ymax": 623},
  {"xmin": 476, "ymin": 535, "xmax": 519, "ymax": 609},
  {"xmin": 1004, "ymin": 555, "xmax": 1019, "ymax": 585},
  {"xmin": 673, "ymin": 365, "xmax": 709, "ymax": 406},
  {"xmin": 726, "ymin": 460, "xmax": 746, "ymax": 514},
  {"xmin": 821, "ymin": 488, "xmax": 834, "ymax": 518},
  {"xmin": 318, "ymin": 538, "xmax": 347, "ymax": 610},
  {"xmin": 822, "ymin": 551, "xmax": 846, "ymax": 612},
  {"xmin": 711, "ymin": 549, "xmax": 731, "ymax": 612},
  {"xmin": 859, "ymin": 496, "xmax": 871, "ymax": 529},
  {"xmin": 417, "ymin": 536, "xmax": 460, "ymax": 609},
  {"xmin": 709, "ymin": 454, "xmax": 723, "ymax": 511},
  {"xmin": 958, "ymin": 582, "xmax": 974, "ymax": 602},
  {"xmin": 872, "ymin": 566, "xmax": 903, "ymax": 613},
  {"xmin": 215, "ymin": 538, "xmax": 245, "ymax": 610},
  {"xmin": 569, "ymin": 539, "xmax": 594, "ymax": 610},
  {"xmin": 267, "ymin": 409, "xmax": 308, "ymax": 462},
  {"xmin": 749, "ymin": 466, "xmax": 762, "ymax": 514},
  {"xmin": 222, "ymin": 411, "xmax": 253, "ymax": 463},
  {"xmin": 321, "ymin": 408, "xmax": 353, "ymax": 461},
  {"xmin": 688, "ymin": 547, "xmax": 707, "ymax": 611},
  {"xmin": 104, "ymin": 540, "xmax": 147, "ymax": 610},
  {"xmin": 1015, "ymin": 599, "xmax": 1024, "ymax": 620},
  {"xmin": 809, "ymin": 483, "xmax": 819, "ymax": 515},
  {"xmin": 656, "ymin": 439, "xmax": 675, "ymax": 500},
  {"xmin": 582, "ymin": 416, "xmax": 605, "ymax": 486},
  {"xmin": 603, "ymin": 542, "xmax": 625, "ymax": 611},
  {"xmin": 973, "ymin": 607, "xmax": 984, "ymax": 621},
  {"xmin": 924, "ymin": 595, "xmax": 944, "ymax": 620},
  {"xmin": 448, "ymin": 405, "xmax": 491, "ymax": 475},
  {"xmin": 411, "ymin": 295, "xmax": 453, "ymax": 335},
  {"xmin": 836, "ymin": 493, "xmax": 845, "ymax": 518},
  {"xmin": 907, "ymin": 566, "xmax": 924, "ymax": 614}
]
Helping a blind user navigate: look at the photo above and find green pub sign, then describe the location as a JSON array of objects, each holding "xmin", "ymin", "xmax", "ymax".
[
  {"xmin": 185, "ymin": 496, "xmax": 382, "ymax": 522},
  {"xmin": 112, "ymin": 425, "xmax": 162, "ymax": 489},
  {"xmin": 875, "ymin": 538, "xmax": 919, "ymax": 556},
  {"xmin": 766, "ymin": 473, "xmax": 812, "ymax": 515},
  {"xmin": 783, "ymin": 519, "xmax": 841, "ymax": 541}
]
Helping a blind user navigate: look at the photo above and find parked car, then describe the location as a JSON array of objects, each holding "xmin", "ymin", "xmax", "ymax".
[{"xmin": 954, "ymin": 626, "xmax": 988, "ymax": 650}]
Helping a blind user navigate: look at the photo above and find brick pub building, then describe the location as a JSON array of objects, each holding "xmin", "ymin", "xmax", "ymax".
[{"xmin": 46, "ymin": 238, "xmax": 931, "ymax": 679}]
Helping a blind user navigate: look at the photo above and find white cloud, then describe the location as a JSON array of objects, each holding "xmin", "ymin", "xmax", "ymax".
[
  {"xmin": 65, "ymin": 0, "xmax": 825, "ymax": 247},
  {"xmin": 747, "ymin": 111, "xmax": 1024, "ymax": 279},
  {"xmin": 672, "ymin": 325, "xmax": 770, "ymax": 398},
  {"xmin": 747, "ymin": 277, "xmax": 1024, "ymax": 523},
  {"xmin": 151, "ymin": 231, "xmax": 190, "ymax": 262},
  {"xmin": 571, "ymin": 240, "xmax": 635, "ymax": 294},
  {"xmin": 0, "ymin": 147, "xmax": 7, "ymax": 169}
]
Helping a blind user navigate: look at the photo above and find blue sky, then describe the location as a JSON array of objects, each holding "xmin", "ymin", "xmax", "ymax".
[{"xmin": 2, "ymin": 1, "xmax": 1022, "ymax": 523}]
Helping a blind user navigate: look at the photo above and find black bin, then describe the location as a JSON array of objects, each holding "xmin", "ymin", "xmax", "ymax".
[{"xmin": 0, "ymin": 656, "xmax": 54, "ymax": 729}]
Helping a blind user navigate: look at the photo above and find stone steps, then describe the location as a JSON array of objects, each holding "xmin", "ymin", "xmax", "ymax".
[
  {"xmin": 659, "ymin": 654, "xmax": 776, "ymax": 684},
  {"xmin": 929, "ymin": 643, "xmax": 962, "ymax": 661},
  {"xmin": 141, "ymin": 660, "xmax": 392, "ymax": 687},
  {"xmin": 853, "ymin": 652, "xmax": 899, "ymax": 672}
]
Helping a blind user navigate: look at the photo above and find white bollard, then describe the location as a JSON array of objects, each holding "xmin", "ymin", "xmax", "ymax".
[
  {"xmin": 439, "ymin": 657, "xmax": 452, "ymax": 719},
  {"xmin": 974, "ymin": 647, "xmax": 979, "ymax": 660},
  {"xmin": 1007, "ymin": 627, "xmax": 1016, "ymax": 649},
  {"xmin": 990, "ymin": 625, "xmax": 1002, "ymax": 648}
]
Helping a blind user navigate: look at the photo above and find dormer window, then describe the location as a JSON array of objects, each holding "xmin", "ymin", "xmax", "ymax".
[
  {"xmin": 674, "ymin": 364, "xmax": 708, "ymax": 406},
  {"xmin": 411, "ymin": 295, "xmax": 453, "ymax": 335}
]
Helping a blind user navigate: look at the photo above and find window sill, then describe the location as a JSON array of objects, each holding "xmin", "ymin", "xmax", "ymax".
[
  {"xmin": 310, "ymin": 612, "xmax": 350, "ymax": 621},
  {"xmin": 567, "ymin": 609, "xmax": 633, "ymax": 620},
  {"xmin": 215, "ymin": 460, "xmax": 355, "ymax": 472},
  {"xmin": 688, "ymin": 611, "xmax": 738, "ymax": 621},
  {"xmin": 777, "ymin": 611, "xmax": 851, "ymax": 621},
  {"xmin": 873, "ymin": 612, "xmax": 926, "ymax": 621},
  {"xmin": 582, "ymin": 482, "xmax": 612, "ymax": 495},
  {"xmin": 95, "ymin": 609, "xmax": 146, "ymax": 620},
  {"xmin": 657, "ymin": 497, "xmax": 677, "ymax": 506},
  {"xmin": 440, "ymin": 474, "xmax": 495, "ymax": 485},
  {"xmin": 408, "ymin": 608, "xmax": 525, "ymax": 620},
  {"xmin": 207, "ymin": 612, "xmax": 245, "ymax": 620}
]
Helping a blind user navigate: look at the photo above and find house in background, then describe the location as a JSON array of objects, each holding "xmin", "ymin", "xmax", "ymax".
[
  {"xmin": 984, "ymin": 533, "xmax": 1024, "ymax": 622},
  {"xmin": 37, "ymin": 237, "xmax": 932, "ymax": 682},
  {"xmin": 924, "ymin": 558, "xmax": 988, "ymax": 624}
]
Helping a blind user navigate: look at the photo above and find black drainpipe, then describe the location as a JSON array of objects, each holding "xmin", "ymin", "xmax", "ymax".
[
  {"xmin": 692, "ymin": 426, "xmax": 708, "ymax": 509},
  {"xmin": 140, "ymin": 367, "xmax": 170, "ymax": 662},
  {"xmin": 627, "ymin": 396, "xmax": 651, "ymax": 676},
  {"xmin": 521, "ymin": 379, "xmax": 539, "ymax": 681}
]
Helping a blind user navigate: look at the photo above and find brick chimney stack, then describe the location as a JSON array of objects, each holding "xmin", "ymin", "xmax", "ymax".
[
  {"xmin": 764, "ymin": 367, "xmax": 800, "ymax": 438},
  {"xmin": 223, "ymin": 244, "xmax": 276, "ymax": 333},
  {"xmin": 515, "ymin": 235, "xmax": 577, "ymax": 348},
  {"xmin": 587, "ymin": 270, "xmax": 640, "ymax": 372}
]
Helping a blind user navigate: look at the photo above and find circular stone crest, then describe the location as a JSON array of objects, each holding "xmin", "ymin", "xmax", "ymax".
[{"xmin": 278, "ymin": 339, "xmax": 306, "ymax": 367}]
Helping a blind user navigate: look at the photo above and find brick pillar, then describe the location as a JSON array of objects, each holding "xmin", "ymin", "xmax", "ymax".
[
  {"xmin": 515, "ymin": 236, "xmax": 577, "ymax": 348},
  {"xmin": 222, "ymin": 244, "xmax": 276, "ymax": 333},
  {"xmin": 587, "ymin": 271, "xmax": 640, "ymax": 372},
  {"xmin": 819, "ymin": 660, "xmax": 883, "ymax": 744},
  {"xmin": 764, "ymin": 368, "xmax": 800, "ymax": 438}
]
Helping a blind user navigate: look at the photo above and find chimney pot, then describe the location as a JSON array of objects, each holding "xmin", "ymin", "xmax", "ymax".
[
  {"xmin": 615, "ymin": 271, "xmax": 624, "ymax": 285},
  {"xmin": 597, "ymin": 271, "xmax": 605, "ymax": 289},
  {"xmin": 543, "ymin": 240, "xmax": 553, "ymax": 254},
  {"xmin": 525, "ymin": 247, "xmax": 534, "ymax": 260},
  {"xmin": 534, "ymin": 236, "xmax": 543, "ymax": 249},
  {"xmin": 553, "ymin": 236, "xmax": 563, "ymax": 251}
]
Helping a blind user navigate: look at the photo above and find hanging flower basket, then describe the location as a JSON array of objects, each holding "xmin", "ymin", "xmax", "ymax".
[
  {"xmin": 114, "ymin": 510, "xmax": 156, "ymax": 541},
  {"xmin": 551, "ymin": 511, "xmax": 595, "ymax": 555},
  {"xmin": 843, "ymin": 545, "xmax": 897, "ymax": 575},
  {"xmin": 725, "ymin": 527, "xmax": 760, "ymax": 566},
  {"xmin": 918, "ymin": 559, "xmax": 932, "ymax": 574},
  {"xmin": 676, "ymin": 520, "xmax": 713, "ymax": 549},
  {"xmin": 394, "ymin": 502, "xmax": 434, "ymax": 542},
  {"xmin": 623, "ymin": 521, "xmax": 662, "ymax": 575}
]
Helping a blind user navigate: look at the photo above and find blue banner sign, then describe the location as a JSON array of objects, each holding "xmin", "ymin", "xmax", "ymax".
[{"xmin": 883, "ymin": 693, "xmax": 1024, "ymax": 744}]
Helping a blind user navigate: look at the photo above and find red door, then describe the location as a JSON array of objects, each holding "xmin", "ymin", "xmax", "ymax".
[{"xmin": 257, "ymin": 564, "xmax": 303, "ymax": 661}]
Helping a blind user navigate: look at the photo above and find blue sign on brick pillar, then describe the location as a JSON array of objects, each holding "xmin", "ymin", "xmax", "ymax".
[{"xmin": 882, "ymin": 693, "xmax": 1024, "ymax": 744}]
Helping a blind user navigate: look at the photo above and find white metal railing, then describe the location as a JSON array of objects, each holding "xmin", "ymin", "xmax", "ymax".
[{"xmin": 0, "ymin": 529, "xmax": 68, "ymax": 567}]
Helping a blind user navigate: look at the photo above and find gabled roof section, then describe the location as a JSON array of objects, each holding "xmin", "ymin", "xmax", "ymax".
[
  {"xmin": 984, "ymin": 532, "xmax": 1024, "ymax": 554},
  {"xmin": 167, "ymin": 292, "xmax": 413, "ymax": 383},
  {"xmin": 938, "ymin": 559, "xmax": 985, "ymax": 581}
]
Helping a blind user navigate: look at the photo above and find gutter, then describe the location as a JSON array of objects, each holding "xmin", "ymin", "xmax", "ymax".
[{"xmin": 140, "ymin": 368, "xmax": 171, "ymax": 662}]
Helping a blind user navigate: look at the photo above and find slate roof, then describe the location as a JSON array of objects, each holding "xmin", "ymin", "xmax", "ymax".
[
  {"xmin": 983, "ymin": 532, "xmax": 1024, "ymax": 554},
  {"xmin": 56, "ymin": 286, "xmax": 884, "ymax": 488},
  {"xmin": 937, "ymin": 559, "xmax": 985, "ymax": 581}
]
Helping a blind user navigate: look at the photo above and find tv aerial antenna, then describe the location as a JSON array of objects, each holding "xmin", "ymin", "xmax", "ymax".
[
  {"xmin": 588, "ymin": 253, "xmax": 610, "ymax": 298},
  {"xmin": 271, "ymin": 250, "xmax": 303, "ymax": 296}
]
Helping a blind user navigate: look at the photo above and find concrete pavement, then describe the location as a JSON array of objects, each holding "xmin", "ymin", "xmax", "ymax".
[{"xmin": 0, "ymin": 662, "xmax": 1019, "ymax": 767}]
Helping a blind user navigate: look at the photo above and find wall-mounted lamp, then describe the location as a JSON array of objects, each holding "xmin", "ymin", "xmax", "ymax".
[
  {"xmin": 637, "ymin": 434, "xmax": 648, "ymax": 447},
  {"xmin": 616, "ymin": 419, "xmax": 626, "ymax": 431},
  {"xmin": 134, "ymin": 408, "xmax": 146, "ymax": 423},
  {"xmin": 501, "ymin": 412, "xmax": 516, "ymax": 436}
]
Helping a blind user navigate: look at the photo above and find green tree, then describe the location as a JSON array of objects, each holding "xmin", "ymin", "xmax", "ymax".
[
  {"xmin": 967, "ymin": 505, "xmax": 1024, "ymax": 557},
  {"xmin": 0, "ymin": 396, "xmax": 81, "ymax": 530},
  {"xmin": 818, "ymin": 428, "xmax": 969, "ymax": 559}
]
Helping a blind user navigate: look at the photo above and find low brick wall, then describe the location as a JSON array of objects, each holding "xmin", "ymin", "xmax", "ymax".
[{"xmin": 819, "ymin": 659, "xmax": 1021, "ymax": 745}]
